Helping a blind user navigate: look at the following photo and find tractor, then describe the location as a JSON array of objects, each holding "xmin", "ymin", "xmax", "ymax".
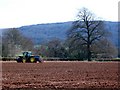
[{"xmin": 16, "ymin": 51, "xmax": 42, "ymax": 63}]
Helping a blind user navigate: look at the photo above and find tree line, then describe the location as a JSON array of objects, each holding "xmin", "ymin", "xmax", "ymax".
[{"xmin": 1, "ymin": 8, "xmax": 118, "ymax": 61}]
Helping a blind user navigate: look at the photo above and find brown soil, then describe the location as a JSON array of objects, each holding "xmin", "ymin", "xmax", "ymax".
[{"xmin": 1, "ymin": 61, "xmax": 120, "ymax": 89}]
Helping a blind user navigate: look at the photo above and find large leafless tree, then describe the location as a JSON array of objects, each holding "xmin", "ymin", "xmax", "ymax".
[{"xmin": 67, "ymin": 8, "xmax": 107, "ymax": 61}]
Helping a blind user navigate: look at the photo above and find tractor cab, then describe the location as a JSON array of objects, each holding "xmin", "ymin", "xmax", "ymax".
[{"xmin": 23, "ymin": 51, "xmax": 32, "ymax": 58}]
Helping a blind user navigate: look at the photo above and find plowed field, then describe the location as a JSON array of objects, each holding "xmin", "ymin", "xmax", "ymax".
[{"xmin": 1, "ymin": 61, "xmax": 120, "ymax": 90}]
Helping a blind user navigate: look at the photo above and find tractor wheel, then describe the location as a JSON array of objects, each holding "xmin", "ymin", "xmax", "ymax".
[
  {"xmin": 22, "ymin": 59, "xmax": 26, "ymax": 63},
  {"xmin": 30, "ymin": 58, "xmax": 35, "ymax": 63},
  {"xmin": 17, "ymin": 58, "xmax": 22, "ymax": 63}
]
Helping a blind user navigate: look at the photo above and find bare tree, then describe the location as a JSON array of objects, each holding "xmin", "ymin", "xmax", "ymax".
[
  {"xmin": 67, "ymin": 8, "xmax": 107, "ymax": 61},
  {"xmin": 36, "ymin": 39, "xmax": 67, "ymax": 59},
  {"xmin": 0, "ymin": 35, "xmax": 2, "ymax": 57},
  {"xmin": 2, "ymin": 28, "xmax": 21, "ymax": 57},
  {"xmin": 92, "ymin": 39, "xmax": 118, "ymax": 59},
  {"xmin": 66, "ymin": 37, "xmax": 87, "ymax": 60},
  {"xmin": 20, "ymin": 36, "xmax": 33, "ymax": 51},
  {"xmin": 2, "ymin": 28, "xmax": 33, "ymax": 57}
]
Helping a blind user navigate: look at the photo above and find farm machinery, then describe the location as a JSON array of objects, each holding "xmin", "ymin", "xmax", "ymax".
[{"xmin": 16, "ymin": 51, "xmax": 42, "ymax": 63}]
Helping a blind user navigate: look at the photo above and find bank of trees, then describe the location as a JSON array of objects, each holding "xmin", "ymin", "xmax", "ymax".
[
  {"xmin": 1, "ymin": 8, "xmax": 118, "ymax": 61},
  {"xmin": 34, "ymin": 39, "xmax": 68, "ymax": 59}
]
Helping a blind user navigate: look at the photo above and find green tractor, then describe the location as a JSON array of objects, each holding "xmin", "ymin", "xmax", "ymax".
[{"xmin": 16, "ymin": 51, "xmax": 42, "ymax": 63}]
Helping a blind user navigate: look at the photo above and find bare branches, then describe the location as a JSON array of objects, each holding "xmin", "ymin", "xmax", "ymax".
[
  {"xmin": 2, "ymin": 28, "xmax": 34, "ymax": 57},
  {"xmin": 67, "ymin": 7, "xmax": 108, "ymax": 61}
]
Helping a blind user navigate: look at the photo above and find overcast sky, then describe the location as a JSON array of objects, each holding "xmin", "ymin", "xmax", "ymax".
[{"xmin": 0, "ymin": 0, "xmax": 119, "ymax": 28}]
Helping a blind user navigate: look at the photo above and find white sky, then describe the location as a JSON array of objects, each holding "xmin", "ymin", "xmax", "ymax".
[{"xmin": 0, "ymin": 0, "xmax": 119, "ymax": 28}]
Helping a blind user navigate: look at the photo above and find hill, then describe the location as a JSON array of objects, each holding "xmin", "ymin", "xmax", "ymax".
[
  {"xmin": 18, "ymin": 22, "xmax": 72, "ymax": 44},
  {"xmin": 18, "ymin": 21, "xmax": 118, "ymax": 46}
]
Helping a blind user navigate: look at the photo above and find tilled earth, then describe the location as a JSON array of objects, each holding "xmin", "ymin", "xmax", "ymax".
[{"xmin": 1, "ymin": 61, "xmax": 120, "ymax": 89}]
